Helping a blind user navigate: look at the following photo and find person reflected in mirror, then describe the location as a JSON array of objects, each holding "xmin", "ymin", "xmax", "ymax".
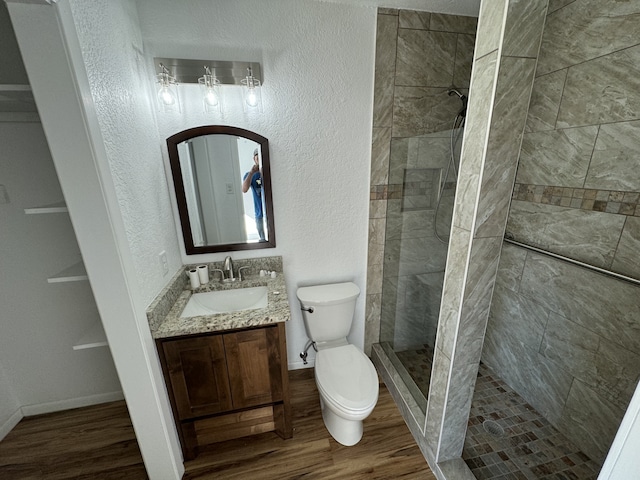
[{"xmin": 242, "ymin": 148, "xmax": 266, "ymax": 242}]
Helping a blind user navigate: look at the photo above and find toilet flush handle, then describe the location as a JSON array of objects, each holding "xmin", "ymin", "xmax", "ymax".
[{"xmin": 300, "ymin": 306, "xmax": 314, "ymax": 313}]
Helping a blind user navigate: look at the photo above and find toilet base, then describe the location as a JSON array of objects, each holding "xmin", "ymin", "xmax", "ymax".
[{"xmin": 319, "ymin": 397, "xmax": 364, "ymax": 446}]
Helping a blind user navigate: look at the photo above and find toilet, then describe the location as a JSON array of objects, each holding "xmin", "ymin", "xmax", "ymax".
[{"xmin": 296, "ymin": 282, "xmax": 379, "ymax": 446}]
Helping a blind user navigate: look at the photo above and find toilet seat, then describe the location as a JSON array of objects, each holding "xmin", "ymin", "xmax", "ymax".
[{"xmin": 315, "ymin": 344, "xmax": 378, "ymax": 415}]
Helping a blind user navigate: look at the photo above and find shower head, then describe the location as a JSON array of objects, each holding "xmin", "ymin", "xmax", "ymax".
[{"xmin": 448, "ymin": 88, "xmax": 468, "ymax": 118}]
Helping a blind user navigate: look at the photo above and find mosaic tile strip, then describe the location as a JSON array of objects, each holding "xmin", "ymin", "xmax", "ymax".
[
  {"xmin": 370, "ymin": 184, "xmax": 403, "ymax": 200},
  {"xmin": 513, "ymin": 183, "xmax": 640, "ymax": 216}
]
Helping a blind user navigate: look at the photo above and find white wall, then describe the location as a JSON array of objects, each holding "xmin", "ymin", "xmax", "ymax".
[
  {"xmin": 0, "ymin": 362, "xmax": 20, "ymax": 439},
  {"xmin": 0, "ymin": 122, "xmax": 121, "ymax": 415},
  {"xmin": 136, "ymin": 0, "xmax": 377, "ymax": 367}
]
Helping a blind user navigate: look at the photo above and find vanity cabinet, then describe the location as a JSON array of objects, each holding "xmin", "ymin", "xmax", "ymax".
[{"xmin": 157, "ymin": 322, "xmax": 292, "ymax": 459}]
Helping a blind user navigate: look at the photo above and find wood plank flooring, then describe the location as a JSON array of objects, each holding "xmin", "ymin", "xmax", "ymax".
[{"xmin": 0, "ymin": 369, "xmax": 436, "ymax": 479}]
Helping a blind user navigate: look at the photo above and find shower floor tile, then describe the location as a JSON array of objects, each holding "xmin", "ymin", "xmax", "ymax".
[
  {"xmin": 463, "ymin": 363, "xmax": 601, "ymax": 480},
  {"xmin": 395, "ymin": 344, "xmax": 434, "ymax": 398}
]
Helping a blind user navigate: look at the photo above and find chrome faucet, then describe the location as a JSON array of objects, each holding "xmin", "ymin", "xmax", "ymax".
[{"xmin": 223, "ymin": 256, "xmax": 234, "ymax": 281}]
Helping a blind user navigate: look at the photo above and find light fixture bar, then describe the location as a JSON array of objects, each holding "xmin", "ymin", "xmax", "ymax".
[{"xmin": 153, "ymin": 58, "xmax": 262, "ymax": 86}]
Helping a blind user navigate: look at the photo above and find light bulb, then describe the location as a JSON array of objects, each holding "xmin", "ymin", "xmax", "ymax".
[
  {"xmin": 204, "ymin": 88, "xmax": 219, "ymax": 107},
  {"xmin": 245, "ymin": 88, "xmax": 258, "ymax": 107},
  {"xmin": 158, "ymin": 86, "xmax": 176, "ymax": 106}
]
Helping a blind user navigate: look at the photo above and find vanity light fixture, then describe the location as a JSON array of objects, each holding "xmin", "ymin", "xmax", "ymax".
[
  {"xmin": 198, "ymin": 66, "xmax": 222, "ymax": 114},
  {"xmin": 153, "ymin": 58, "xmax": 263, "ymax": 114},
  {"xmin": 241, "ymin": 66, "xmax": 262, "ymax": 112},
  {"xmin": 156, "ymin": 63, "xmax": 180, "ymax": 113}
]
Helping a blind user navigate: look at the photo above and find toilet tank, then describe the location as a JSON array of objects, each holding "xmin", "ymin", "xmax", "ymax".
[{"xmin": 296, "ymin": 282, "xmax": 360, "ymax": 343}]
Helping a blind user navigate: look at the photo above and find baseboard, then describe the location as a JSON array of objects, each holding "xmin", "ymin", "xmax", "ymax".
[
  {"xmin": 21, "ymin": 390, "xmax": 125, "ymax": 417},
  {"xmin": 288, "ymin": 359, "xmax": 314, "ymax": 370},
  {"xmin": 0, "ymin": 408, "xmax": 24, "ymax": 441}
]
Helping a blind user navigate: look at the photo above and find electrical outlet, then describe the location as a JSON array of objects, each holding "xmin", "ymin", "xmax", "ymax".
[
  {"xmin": 226, "ymin": 182, "xmax": 234, "ymax": 194},
  {"xmin": 159, "ymin": 251, "xmax": 169, "ymax": 276}
]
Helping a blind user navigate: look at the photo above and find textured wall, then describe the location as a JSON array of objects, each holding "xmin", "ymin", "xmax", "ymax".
[
  {"xmin": 484, "ymin": 0, "xmax": 640, "ymax": 464},
  {"xmin": 135, "ymin": 0, "xmax": 376, "ymax": 367},
  {"xmin": 68, "ymin": 0, "xmax": 182, "ymax": 307}
]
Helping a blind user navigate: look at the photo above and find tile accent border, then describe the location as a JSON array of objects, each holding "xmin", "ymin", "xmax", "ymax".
[{"xmin": 513, "ymin": 183, "xmax": 640, "ymax": 216}]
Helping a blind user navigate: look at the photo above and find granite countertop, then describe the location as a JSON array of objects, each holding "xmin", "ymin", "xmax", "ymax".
[{"xmin": 150, "ymin": 273, "xmax": 290, "ymax": 339}]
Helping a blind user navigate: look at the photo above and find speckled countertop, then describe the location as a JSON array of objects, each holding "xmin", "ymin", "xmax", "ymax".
[{"xmin": 147, "ymin": 256, "xmax": 291, "ymax": 340}]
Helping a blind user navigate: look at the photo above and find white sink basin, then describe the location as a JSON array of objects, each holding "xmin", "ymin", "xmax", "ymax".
[{"xmin": 180, "ymin": 286, "xmax": 268, "ymax": 318}]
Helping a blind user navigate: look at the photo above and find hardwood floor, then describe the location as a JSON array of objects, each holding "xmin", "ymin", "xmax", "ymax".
[{"xmin": 0, "ymin": 369, "xmax": 436, "ymax": 479}]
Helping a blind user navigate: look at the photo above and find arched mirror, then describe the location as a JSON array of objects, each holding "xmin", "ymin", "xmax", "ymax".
[{"xmin": 167, "ymin": 126, "xmax": 275, "ymax": 254}]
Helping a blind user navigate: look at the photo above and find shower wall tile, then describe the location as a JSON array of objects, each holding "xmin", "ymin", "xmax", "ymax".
[
  {"xmin": 586, "ymin": 120, "xmax": 640, "ymax": 192},
  {"xmin": 537, "ymin": 0, "xmax": 640, "ymax": 76},
  {"xmin": 557, "ymin": 379, "xmax": 626, "ymax": 464},
  {"xmin": 494, "ymin": 242, "xmax": 527, "ymax": 292},
  {"xmin": 389, "ymin": 138, "xmax": 410, "ymax": 184},
  {"xmin": 373, "ymin": 70, "xmax": 394, "ymax": 128},
  {"xmin": 557, "ymin": 44, "xmax": 640, "ymax": 128},
  {"xmin": 502, "ymin": 0, "xmax": 547, "ymax": 58},
  {"xmin": 474, "ymin": 56, "xmax": 536, "ymax": 238},
  {"xmin": 414, "ymin": 135, "xmax": 451, "ymax": 170},
  {"xmin": 611, "ymin": 217, "xmax": 640, "ymax": 279},
  {"xmin": 425, "ymin": 347, "xmax": 451, "ymax": 449},
  {"xmin": 398, "ymin": 236, "xmax": 448, "ymax": 276},
  {"xmin": 455, "ymin": 237, "xmax": 502, "ymax": 357},
  {"xmin": 488, "ymin": 284, "xmax": 548, "ymax": 350},
  {"xmin": 369, "ymin": 198, "xmax": 386, "ymax": 219},
  {"xmin": 393, "ymin": 86, "xmax": 462, "ymax": 137},
  {"xmin": 373, "ymin": 13, "xmax": 398, "ymax": 128},
  {"xmin": 366, "ymin": 261, "xmax": 383, "ymax": 299},
  {"xmin": 595, "ymin": 337, "xmax": 640, "ymax": 409},
  {"xmin": 518, "ymin": 252, "xmax": 640, "ymax": 353},
  {"xmin": 367, "ymin": 219, "xmax": 385, "ymax": 270},
  {"xmin": 506, "ymin": 200, "xmax": 625, "ymax": 268},
  {"xmin": 453, "ymin": 34, "xmax": 475, "ymax": 88},
  {"xmin": 396, "ymin": 29, "xmax": 457, "ymax": 87},
  {"xmin": 540, "ymin": 312, "xmax": 599, "ymax": 383},
  {"xmin": 436, "ymin": 226, "xmax": 470, "ymax": 360},
  {"xmin": 473, "ymin": 0, "xmax": 506, "ymax": 60},
  {"xmin": 482, "ymin": 329, "xmax": 571, "ymax": 424},
  {"xmin": 430, "ymin": 13, "xmax": 478, "ymax": 34},
  {"xmin": 371, "ymin": 127, "xmax": 391, "ymax": 186},
  {"xmin": 547, "ymin": 0, "xmax": 574, "ymax": 14},
  {"xmin": 400, "ymin": 210, "xmax": 435, "ymax": 240},
  {"xmin": 438, "ymin": 359, "xmax": 479, "ymax": 459},
  {"xmin": 516, "ymin": 126, "xmax": 599, "ymax": 187},
  {"xmin": 525, "ymin": 69, "xmax": 567, "ymax": 133},
  {"xmin": 375, "ymin": 13, "xmax": 398, "ymax": 71},
  {"xmin": 398, "ymin": 9, "xmax": 430, "ymax": 29},
  {"xmin": 453, "ymin": 51, "xmax": 498, "ymax": 232},
  {"xmin": 364, "ymin": 293, "xmax": 381, "ymax": 355}
]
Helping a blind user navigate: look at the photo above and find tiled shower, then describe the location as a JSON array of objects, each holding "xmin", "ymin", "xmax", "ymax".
[{"xmin": 366, "ymin": 1, "xmax": 640, "ymax": 479}]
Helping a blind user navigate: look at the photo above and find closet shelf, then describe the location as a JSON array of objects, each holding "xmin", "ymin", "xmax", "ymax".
[
  {"xmin": 24, "ymin": 201, "xmax": 68, "ymax": 214},
  {"xmin": 73, "ymin": 321, "xmax": 108, "ymax": 350},
  {"xmin": 47, "ymin": 261, "xmax": 88, "ymax": 283}
]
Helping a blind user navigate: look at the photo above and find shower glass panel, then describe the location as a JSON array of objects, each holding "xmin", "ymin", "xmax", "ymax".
[{"xmin": 379, "ymin": 122, "xmax": 464, "ymax": 414}]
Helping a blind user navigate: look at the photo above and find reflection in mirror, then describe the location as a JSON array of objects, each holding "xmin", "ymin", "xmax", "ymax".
[{"xmin": 167, "ymin": 126, "xmax": 275, "ymax": 254}]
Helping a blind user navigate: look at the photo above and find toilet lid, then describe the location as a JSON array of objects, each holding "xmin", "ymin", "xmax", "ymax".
[{"xmin": 315, "ymin": 344, "xmax": 379, "ymax": 412}]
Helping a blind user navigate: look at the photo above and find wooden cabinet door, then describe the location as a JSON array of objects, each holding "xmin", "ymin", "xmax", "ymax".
[
  {"xmin": 224, "ymin": 327, "xmax": 283, "ymax": 409},
  {"xmin": 162, "ymin": 336, "xmax": 232, "ymax": 419}
]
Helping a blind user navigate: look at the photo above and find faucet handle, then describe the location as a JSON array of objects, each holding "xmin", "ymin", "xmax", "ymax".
[
  {"xmin": 238, "ymin": 266, "xmax": 250, "ymax": 282},
  {"xmin": 210, "ymin": 268, "xmax": 225, "ymax": 282}
]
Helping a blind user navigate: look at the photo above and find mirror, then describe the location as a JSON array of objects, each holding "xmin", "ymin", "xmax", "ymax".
[{"xmin": 167, "ymin": 126, "xmax": 275, "ymax": 254}]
